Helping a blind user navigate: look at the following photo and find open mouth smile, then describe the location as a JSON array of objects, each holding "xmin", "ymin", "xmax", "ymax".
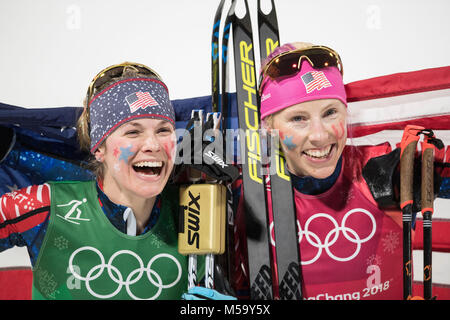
[
  {"xmin": 302, "ymin": 144, "xmax": 334, "ymax": 160},
  {"xmin": 132, "ymin": 161, "xmax": 164, "ymax": 176}
]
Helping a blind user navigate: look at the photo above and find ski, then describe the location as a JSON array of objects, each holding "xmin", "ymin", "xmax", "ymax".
[
  {"xmin": 229, "ymin": 0, "xmax": 273, "ymax": 300},
  {"xmin": 257, "ymin": 0, "xmax": 279, "ymax": 61},
  {"xmin": 221, "ymin": 2, "xmax": 232, "ymax": 132},
  {"xmin": 215, "ymin": 0, "xmax": 236, "ymax": 285},
  {"xmin": 257, "ymin": 0, "xmax": 303, "ymax": 300},
  {"xmin": 211, "ymin": 0, "xmax": 226, "ymax": 114}
]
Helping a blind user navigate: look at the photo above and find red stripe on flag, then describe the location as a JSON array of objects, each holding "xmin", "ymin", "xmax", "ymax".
[
  {"xmin": 414, "ymin": 219, "xmax": 450, "ymax": 252},
  {"xmin": 346, "ymin": 66, "xmax": 450, "ymax": 102},
  {"xmin": 349, "ymin": 115, "xmax": 450, "ymax": 138},
  {"xmin": 413, "ymin": 282, "xmax": 450, "ymax": 300}
]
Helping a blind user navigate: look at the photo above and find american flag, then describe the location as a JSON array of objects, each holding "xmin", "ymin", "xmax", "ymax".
[
  {"xmin": 301, "ymin": 71, "xmax": 332, "ymax": 93},
  {"xmin": 125, "ymin": 91, "xmax": 159, "ymax": 113}
]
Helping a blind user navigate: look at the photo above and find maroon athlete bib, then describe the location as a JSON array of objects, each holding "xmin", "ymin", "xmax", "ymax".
[{"xmin": 293, "ymin": 147, "xmax": 403, "ymax": 300}]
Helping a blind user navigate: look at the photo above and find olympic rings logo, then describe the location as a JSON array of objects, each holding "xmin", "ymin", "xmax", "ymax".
[
  {"xmin": 68, "ymin": 246, "xmax": 182, "ymax": 300},
  {"xmin": 298, "ymin": 208, "xmax": 376, "ymax": 265}
]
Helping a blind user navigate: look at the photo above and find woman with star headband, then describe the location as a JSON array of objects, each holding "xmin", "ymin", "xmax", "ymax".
[{"xmin": 0, "ymin": 62, "xmax": 236, "ymax": 300}]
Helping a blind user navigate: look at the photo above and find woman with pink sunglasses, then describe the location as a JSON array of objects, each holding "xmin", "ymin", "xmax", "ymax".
[{"xmin": 233, "ymin": 42, "xmax": 413, "ymax": 300}]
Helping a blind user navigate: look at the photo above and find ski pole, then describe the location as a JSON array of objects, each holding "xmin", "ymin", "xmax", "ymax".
[
  {"xmin": 420, "ymin": 130, "xmax": 435, "ymax": 300},
  {"xmin": 204, "ymin": 112, "xmax": 223, "ymax": 289},
  {"xmin": 187, "ymin": 110, "xmax": 204, "ymax": 290},
  {"xmin": 179, "ymin": 110, "xmax": 227, "ymax": 291},
  {"xmin": 179, "ymin": 181, "xmax": 226, "ymax": 291},
  {"xmin": 399, "ymin": 125, "xmax": 423, "ymax": 300}
]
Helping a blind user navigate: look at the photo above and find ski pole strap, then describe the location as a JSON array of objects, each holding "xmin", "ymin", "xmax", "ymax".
[{"xmin": 400, "ymin": 125, "xmax": 423, "ymax": 209}]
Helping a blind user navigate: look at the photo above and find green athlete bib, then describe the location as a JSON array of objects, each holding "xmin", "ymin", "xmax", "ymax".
[{"xmin": 32, "ymin": 181, "xmax": 189, "ymax": 300}]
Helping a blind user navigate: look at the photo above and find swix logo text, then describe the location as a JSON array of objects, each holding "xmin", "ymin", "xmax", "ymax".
[
  {"xmin": 185, "ymin": 191, "xmax": 200, "ymax": 249},
  {"xmin": 239, "ymin": 40, "xmax": 262, "ymax": 184},
  {"xmin": 204, "ymin": 150, "xmax": 228, "ymax": 168}
]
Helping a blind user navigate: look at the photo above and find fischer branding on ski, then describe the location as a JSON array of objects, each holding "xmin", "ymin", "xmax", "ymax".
[
  {"xmin": 257, "ymin": 0, "xmax": 303, "ymax": 300},
  {"xmin": 229, "ymin": 0, "xmax": 273, "ymax": 300}
]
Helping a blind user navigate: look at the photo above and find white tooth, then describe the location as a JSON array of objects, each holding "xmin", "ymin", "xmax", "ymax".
[
  {"xmin": 304, "ymin": 145, "xmax": 332, "ymax": 158},
  {"xmin": 134, "ymin": 161, "xmax": 162, "ymax": 167}
]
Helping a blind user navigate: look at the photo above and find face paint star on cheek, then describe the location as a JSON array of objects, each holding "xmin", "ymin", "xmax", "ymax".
[
  {"xmin": 119, "ymin": 145, "xmax": 135, "ymax": 164},
  {"xmin": 282, "ymin": 135, "xmax": 297, "ymax": 150},
  {"xmin": 113, "ymin": 147, "xmax": 120, "ymax": 158}
]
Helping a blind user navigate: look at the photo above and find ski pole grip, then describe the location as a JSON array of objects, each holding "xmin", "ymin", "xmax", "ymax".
[
  {"xmin": 400, "ymin": 142, "xmax": 417, "ymax": 207},
  {"xmin": 400, "ymin": 125, "xmax": 423, "ymax": 208},
  {"xmin": 421, "ymin": 139, "xmax": 434, "ymax": 213}
]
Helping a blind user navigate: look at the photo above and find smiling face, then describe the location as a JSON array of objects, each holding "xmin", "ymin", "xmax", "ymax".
[
  {"xmin": 270, "ymin": 98, "xmax": 347, "ymax": 179},
  {"xmin": 94, "ymin": 118, "xmax": 176, "ymax": 203}
]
